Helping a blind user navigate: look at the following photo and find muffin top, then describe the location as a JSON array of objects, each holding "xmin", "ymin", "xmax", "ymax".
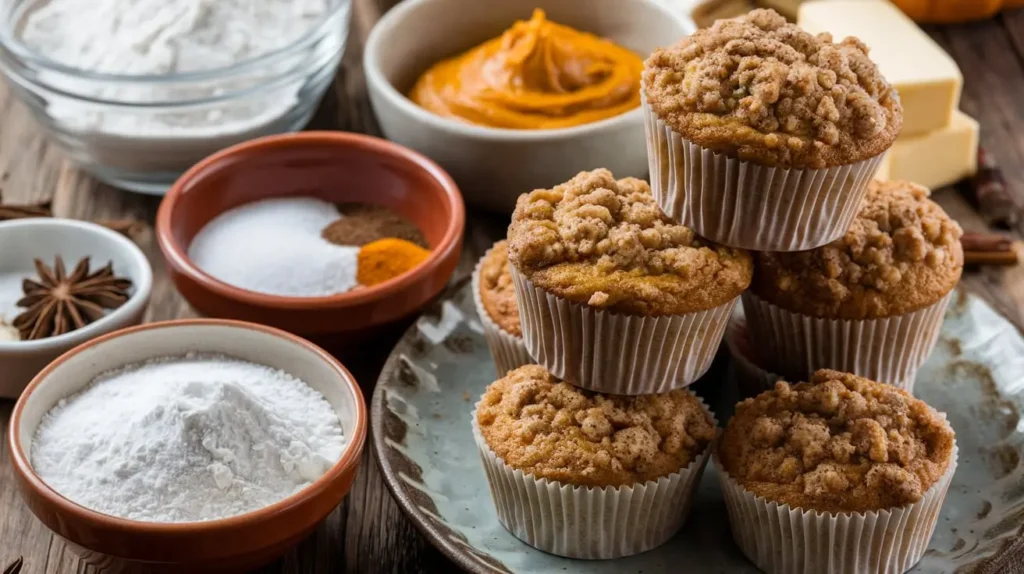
[
  {"xmin": 476, "ymin": 365, "xmax": 717, "ymax": 487},
  {"xmin": 719, "ymin": 370, "xmax": 956, "ymax": 513},
  {"xmin": 752, "ymin": 180, "xmax": 963, "ymax": 320},
  {"xmin": 507, "ymin": 169, "xmax": 752, "ymax": 316},
  {"xmin": 642, "ymin": 9, "xmax": 902, "ymax": 169},
  {"xmin": 478, "ymin": 241, "xmax": 521, "ymax": 336}
]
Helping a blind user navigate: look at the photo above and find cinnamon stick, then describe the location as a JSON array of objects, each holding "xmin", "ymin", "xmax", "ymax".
[
  {"xmin": 961, "ymin": 231, "xmax": 1019, "ymax": 266},
  {"xmin": 961, "ymin": 147, "xmax": 1021, "ymax": 228}
]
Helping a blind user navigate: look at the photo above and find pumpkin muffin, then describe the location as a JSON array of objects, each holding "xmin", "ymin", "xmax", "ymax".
[
  {"xmin": 506, "ymin": 168, "xmax": 752, "ymax": 394},
  {"xmin": 473, "ymin": 365, "xmax": 716, "ymax": 558},
  {"xmin": 471, "ymin": 241, "xmax": 532, "ymax": 374},
  {"xmin": 743, "ymin": 179, "xmax": 963, "ymax": 389},
  {"xmin": 715, "ymin": 370, "xmax": 957, "ymax": 574},
  {"xmin": 640, "ymin": 9, "xmax": 902, "ymax": 251}
]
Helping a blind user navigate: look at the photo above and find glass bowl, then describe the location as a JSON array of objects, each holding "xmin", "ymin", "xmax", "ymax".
[{"xmin": 0, "ymin": 0, "xmax": 351, "ymax": 195}]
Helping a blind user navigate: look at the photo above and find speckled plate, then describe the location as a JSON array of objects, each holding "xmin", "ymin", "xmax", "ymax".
[{"xmin": 371, "ymin": 279, "xmax": 1024, "ymax": 573}]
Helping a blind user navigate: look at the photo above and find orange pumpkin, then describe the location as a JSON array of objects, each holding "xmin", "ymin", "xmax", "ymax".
[{"xmin": 892, "ymin": 0, "xmax": 1024, "ymax": 23}]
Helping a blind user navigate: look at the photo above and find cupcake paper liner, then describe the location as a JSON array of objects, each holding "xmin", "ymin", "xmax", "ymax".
[
  {"xmin": 509, "ymin": 265, "xmax": 737, "ymax": 394},
  {"xmin": 471, "ymin": 397, "xmax": 716, "ymax": 559},
  {"xmin": 642, "ymin": 93, "xmax": 884, "ymax": 252},
  {"xmin": 714, "ymin": 444, "xmax": 958, "ymax": 574},
  {"xmin": 723, "ymin": 306, "xmax": 784, "ymax": 397},
  {"xmin": 471, "ymin": 253, "xmax": 533, "ymax": 376},
  {"xmin": 741, "ymin": 290, "xmax": 953, "ymax": 392}
]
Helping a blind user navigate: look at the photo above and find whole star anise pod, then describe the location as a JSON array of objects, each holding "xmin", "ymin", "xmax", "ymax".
[{"xmin": 13, "ymin": 257, "xmax": 133, "ymax": 340}]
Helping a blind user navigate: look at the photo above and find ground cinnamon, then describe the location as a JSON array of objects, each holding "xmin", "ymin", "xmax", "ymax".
[{"xmin": 322, "ymin": 203, "xmax": 426, "ymax": 247}]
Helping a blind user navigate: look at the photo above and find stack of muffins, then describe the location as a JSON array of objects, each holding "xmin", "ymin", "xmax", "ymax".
[{"xmin": 470, "ymin": 9, "xmax": 961, "ymax": 573}]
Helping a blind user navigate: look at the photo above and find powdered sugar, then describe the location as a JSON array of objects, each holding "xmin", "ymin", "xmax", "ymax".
[
  {"xmin": 188, "ymin": 197, "xmax": 360, "ymax": 297},
  {"xmin": 30, "ymin": 353, "xmax": 345, "ymax": 523}
]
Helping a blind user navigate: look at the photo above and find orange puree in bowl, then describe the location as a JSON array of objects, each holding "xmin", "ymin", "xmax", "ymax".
[{"xmin": 408, "ymin": 9, "xmax": 643, "ymax": 130}]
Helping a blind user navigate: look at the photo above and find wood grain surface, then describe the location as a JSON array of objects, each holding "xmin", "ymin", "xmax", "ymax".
[{"xmin": 1, "ymin": 2, "xmax": 1023, "ymax": 573}]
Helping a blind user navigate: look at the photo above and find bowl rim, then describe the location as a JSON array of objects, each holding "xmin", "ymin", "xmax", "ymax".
[
  {"xmin": 363, "ymin": 0, "xmax": 693, "ymax": 141},
  {"xmin": 0, "ymin": 218, "xmax": 154, "ymax": 352},
  {"xmin": 8, "ymin": 318, "xmax": 369, "ymax": 535},
  {"xmin": 0, "ymin": 0, "xmax": 351, "ymax": 84},
  {"xmin": 155, "ymin": 130, "xmax": 466, "ymax": 310}
]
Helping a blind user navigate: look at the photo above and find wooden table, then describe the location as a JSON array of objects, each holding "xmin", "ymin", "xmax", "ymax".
[{"xmin": 1, "ymin": 2, "xmax": 1023, "ymax": 573}]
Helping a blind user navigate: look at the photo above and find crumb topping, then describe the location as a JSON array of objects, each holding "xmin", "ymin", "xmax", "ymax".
[
  {"xmin": 478, "ymin": 241, "xmax": 521, "ymax": 336},
  {"xmin": 753, "ymin": 180, "xmax": 964, "ymax": 319},
  {"xmin": 642, "ymin": 9, "xmax": 902, "ymax": 169},
  {"xmin": 477, "ymin": 365, "xmax": 717, "ymax": 487},
  {"xmin": 507, "ymin": 169, "xmax": 752, "ymax": 315},
  {"xmin": 719, "ymin": 370, "xmax": 956, "ymax": 513}
]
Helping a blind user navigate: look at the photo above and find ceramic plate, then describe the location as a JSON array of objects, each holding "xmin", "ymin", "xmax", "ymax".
[{"xmin": 371, "ymin": 279, "xmax": 1024, "ymax": 573}]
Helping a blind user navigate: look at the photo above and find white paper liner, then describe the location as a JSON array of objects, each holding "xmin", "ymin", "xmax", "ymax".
[
  {"xmin": 741, "ymin": 290, "xmax": 953, "ymax": 392},
  {"xmin": 642, "ymin": 92, "xmax": 884, "ymax": 252},
  {"xmin": 471, "ymin": 252, "xmax": 533, "ymax": 376},
  {"xmin": 509, "ymin": 264, "xmax": 737, "ymax": 394},
  {"xmin": 471, "ymin": 396, "xmax": 716, "ymax": 559},
  {"xmin": 714, "ymin": 444, "xmax": 958, "ymax": 574},
  {"xmin": 723, "ymin": 307, "xmax": 784, "ymax": 397}
]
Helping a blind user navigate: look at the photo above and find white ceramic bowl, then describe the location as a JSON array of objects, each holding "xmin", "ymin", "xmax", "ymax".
[
  {"xmin": 364, "ymin": 0, "xmax": 693, "ymax": 212},
  {"xmin": 8, "ymin": 319, "xmax": 368, "ymax": 572},
  {"xmin": 0, "ymin": 219, "xmax": 152, "ymax": 399}
]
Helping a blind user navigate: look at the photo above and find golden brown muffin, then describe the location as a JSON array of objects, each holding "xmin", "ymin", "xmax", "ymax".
[
  {"xmin": 507, "ymin": 169, "xmax": 753, "ymax": 316},
  {"xmin": 642, "ymin": 9, "xmax": 902, "ymax": 169},
  {"xmin": 718, "ymin": 370, "xmax": 956, "ymax": 513},
  {"xmin": 478, "ymin": 241, "xmax": 521, "ymax": 337},
  {"xmin": 751, "ymin": 180, "xmax": 964, "ymax": 320},
  {"xmin": 476, "ymin": 365, "xmax": 717, "ymax": 487}
]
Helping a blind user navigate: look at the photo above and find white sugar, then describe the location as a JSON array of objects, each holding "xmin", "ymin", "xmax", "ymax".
[
  {"xmin": 188, "ymin": 197, "xmax": 359, "ymax": 297},
  {"xmin": 31, "ymin": 353, "xmax": 346, "ymax": 523}
]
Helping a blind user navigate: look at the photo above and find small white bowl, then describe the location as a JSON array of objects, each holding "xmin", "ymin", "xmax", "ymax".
[
  {"xmin": 364, "ymin": 0, "xmax": 693, "ymax": 212},
  {"xmin": 0, "ymin": 219, "xmax": 152, "ymax": 399}
]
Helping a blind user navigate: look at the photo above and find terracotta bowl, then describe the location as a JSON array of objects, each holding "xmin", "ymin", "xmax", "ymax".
[
  {"xmin": 156, "ymin": 131, "xmax": 465, "ymax": 340},
  {"xmin": 9, "ymin": 319, "xmax": 368, "ymax": 573}
]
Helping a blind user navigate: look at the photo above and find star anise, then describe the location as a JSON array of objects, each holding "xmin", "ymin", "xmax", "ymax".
[{"xmin": 12, "ymin": 257, "xmax": 133, "ymax": 340}]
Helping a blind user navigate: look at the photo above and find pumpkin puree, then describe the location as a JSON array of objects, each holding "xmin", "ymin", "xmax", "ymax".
[{"xmin": 408, "ymin": 9, "xmax": 643, "ymax": 130}]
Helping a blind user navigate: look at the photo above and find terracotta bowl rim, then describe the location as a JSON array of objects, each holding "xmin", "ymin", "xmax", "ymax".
[
  {"xmin": 8, "ymin": 318, "xmax": 369, "ymax": 536},
  {"xmin": 155, "ymin": 131, "xmax": 466, "ymax": 310}
]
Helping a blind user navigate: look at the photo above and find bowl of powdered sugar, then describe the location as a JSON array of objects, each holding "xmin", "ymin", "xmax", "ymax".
[
  {"xmin": 8, "ymin": 319, "xmax": 367, "ymax": 573},
  {"xmin": 0, "ymin": 0, "xmax": 350, "ymax": 194}
]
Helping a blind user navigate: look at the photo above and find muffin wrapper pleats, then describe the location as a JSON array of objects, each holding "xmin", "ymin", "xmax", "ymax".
[
  {"xmin": 471, "ymin": 252, "xmax": 533, "ymax": 376},
  {"xmin": 722, "ymin": 306, "xmax": 783, "ymax": 397},
  {"xmin": 509, "ymin": 265, "xmax": 737, "ymax": 394},
  {"xmin": 740, "ymin": 290, "xmax": 953, "ymax": 392},
  {"xmin": 714, "ymin": 444, "xmax": 957, "ymax": 574},
  {"xmin": 471, "ymin": 397, "xmax": 716, "ymax": 559},
  {"xmin": 642, "ymin": 93, "xmax": 884, "ymax": 252}
]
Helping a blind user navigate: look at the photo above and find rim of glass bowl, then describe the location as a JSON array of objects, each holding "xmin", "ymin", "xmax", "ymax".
[{"xmin": 0, "ymin": 0, "xmax": 350, "ymax": 85}]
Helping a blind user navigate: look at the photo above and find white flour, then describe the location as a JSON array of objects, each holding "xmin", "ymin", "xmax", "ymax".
[
  {"xmin": 31, "ymin": 353, "xmax": 346, "ymax": 523},
  {"xmin": 16, "ymin": 0, "xmax": 335, "ymax": 176},
  {"xmin": 188, "ymin": 197, "xmax": 360, "ymax": 297}
]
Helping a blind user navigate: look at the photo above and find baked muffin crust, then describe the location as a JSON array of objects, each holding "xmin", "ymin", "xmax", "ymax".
[
  {"xmin": 643, "ymin": 9, "xmax": 902, "ymax": 169},
  {"xmin": 719, "ymin": 370, "xmax": 955, "ymax": 513},
  {"xmin": 752, "ymin": 180, "xmax": 963, "ymax": 320},
  {"xmin": 477, "ymin": 365, "xmax": 716, "ymax": 487},
  {"xmin": 478, "ymin": 241, "xmax": 521, "ymax": 336},
  {"xmin": 507, "ymin": 169, "xmax": 752, "ymax": 315}
]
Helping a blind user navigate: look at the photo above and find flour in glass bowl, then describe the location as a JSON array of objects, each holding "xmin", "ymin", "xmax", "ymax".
[
  {"xmin": 30, "ymin": 353, "xmax": 346, "ymax": 523},
  {"xmin": 188, "ymin": 197, "xmax": 361, "ymax": 297}
]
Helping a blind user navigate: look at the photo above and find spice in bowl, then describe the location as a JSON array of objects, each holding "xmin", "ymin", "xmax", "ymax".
[
  {"xmin": 408, "ymin": 9, "xmax": 643, "ymax": 129},
  {"xmin": 0, "ymin": 257, "xmax": 133, "ymax": 342},
  {"xmin": 30, "ymin": 353, "xmax": 345, "ymax": 523},
  {"xmin": 188, "ymin": 197, "xmax": 431, "ymax": 296}
]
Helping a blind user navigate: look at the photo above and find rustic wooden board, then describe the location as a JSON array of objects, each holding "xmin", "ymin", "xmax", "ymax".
[{"xmin": 1, "ymin": 2, "xmax": 1022, "ymax": 573}]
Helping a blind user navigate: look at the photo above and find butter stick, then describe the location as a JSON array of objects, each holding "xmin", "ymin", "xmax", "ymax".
[
  {"xmin": 875, "ymin": 111, "xmax": 979, "ymax": 190},
  {"xmin": 798, "ymin": 0, "xmax": 963, "ymax": 137}
]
